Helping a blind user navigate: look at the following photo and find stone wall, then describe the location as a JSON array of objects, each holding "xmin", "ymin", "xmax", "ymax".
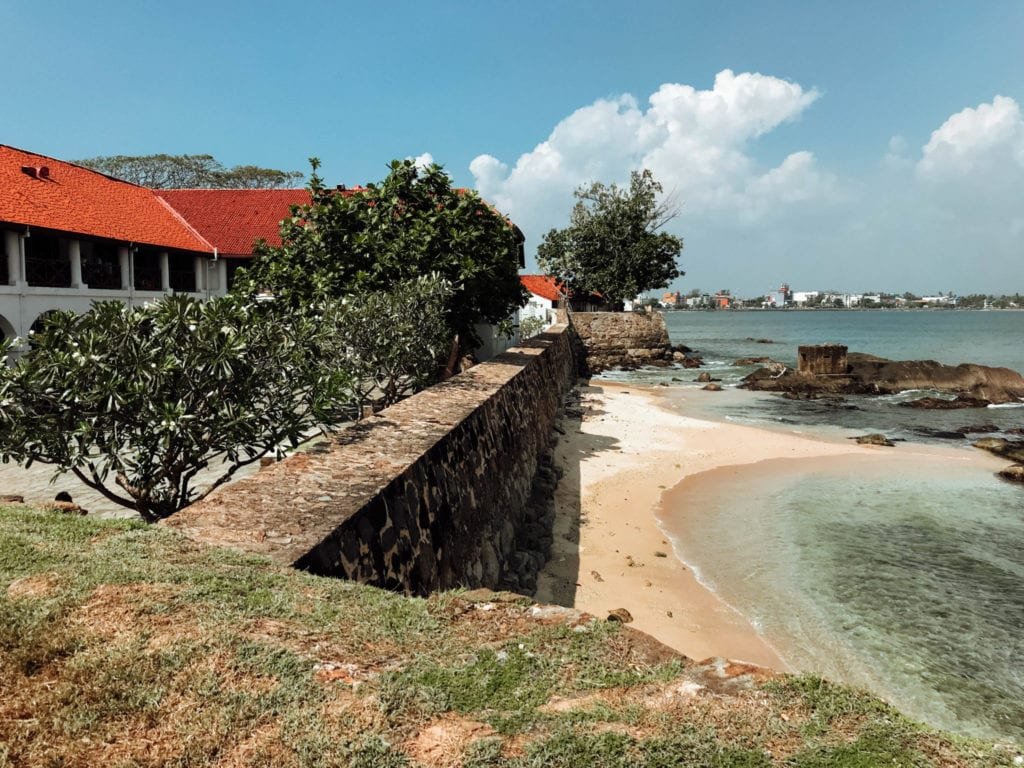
[
  {"xmin": 798, "ymin": 344, "xmax": 848, "ymax": 375},
  {"xmin": 569, "ymin": 310, "xmax": 672, "ymax": 373},
  {"xmin": 164, "ymin": 324, "xmax": 577, "ymax": 596}
]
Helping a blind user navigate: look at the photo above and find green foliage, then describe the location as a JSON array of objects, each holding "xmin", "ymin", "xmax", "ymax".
[
  {"xmin": 0, "ymin": 295, "xmax": 351, "ymax": 521},
  {"xmin": 74, "ymin": 153, "xmax": 304, "ymax": 189},
  {"xmin": 537, "ymin": 169, "xmax": 683, "ymax": 308},
  {"xmin": 318, "ymin": 274, "xmax": 453, "ymax": 407},
  {"xmin": 518, "ymin": 315, "xmax": 546, "ymax": 340},
  {"xmin": 234, "ymin": 158, "xmax": 527, "ymax": 349}
]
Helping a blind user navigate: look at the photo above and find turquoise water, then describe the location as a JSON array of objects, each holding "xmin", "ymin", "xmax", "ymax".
[{"xmin": 615, "ymin": 310, "xmax": 1024, "ymax": 741}]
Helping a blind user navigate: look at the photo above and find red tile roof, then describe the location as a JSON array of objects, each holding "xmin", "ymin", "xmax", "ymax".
[
  {"xmin": 520, "ymin": 274, "xmax": 565, "ymax": 302},
  {"xmin": 157, "ymin": 189, "xmax": 311, "ymax": 257},
  {"xmin": 0, "ymin": 145, "xmax": 213, "ymax": 253}
]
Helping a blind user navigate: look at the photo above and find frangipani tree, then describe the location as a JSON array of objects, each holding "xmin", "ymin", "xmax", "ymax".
[{"xmin": 0, "ymin": 295, "xmax": 350, "ymax": 521}]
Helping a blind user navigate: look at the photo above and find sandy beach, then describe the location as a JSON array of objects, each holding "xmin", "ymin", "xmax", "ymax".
[{"xmin": 534, "ymin": 380, "xmax": 1005, "ymax": 670}]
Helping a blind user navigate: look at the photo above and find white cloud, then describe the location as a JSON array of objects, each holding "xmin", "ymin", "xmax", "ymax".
[
  {"xmin": 472, "ymin": 79, "xmax": 1024, "ymax": 295},
  {"xmin": 917, "ymin": 95, "xmax": 1024, "ymax": 178},
  {"xmin": 410, "ymin": 152, "xmax": 435, "ymax": 170},
  {"xmin": 471, "ymin": 69, "xmax": 831, "ymax": 252}
]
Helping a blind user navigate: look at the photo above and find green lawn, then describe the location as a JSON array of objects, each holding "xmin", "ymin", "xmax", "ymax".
[{"xmin": 0, "ymin": 506, "xmax": 1015, "ymax": 767}]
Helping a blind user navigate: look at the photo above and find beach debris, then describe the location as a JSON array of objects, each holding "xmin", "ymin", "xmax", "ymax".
[
  {"xmin": 607, "ymin": 608, "xmax": 633, "ymax": 623},
  {"xmin": 590, "ymin": 570, "xmax": 604, "ymax": 582},
  {"xmin": 625, "ymin": 555, "xmax": 637, "ymax": 567},
  {"xmin": 666, "ymin": 610, "xmax": 673, "ymax": 618},
  {"xmin": 645, "ymin": 580, "xmax": 653, "ymax": 587},
  {"xmin": 852, "ymin": 433, "xmax": 896, "ymax": 447},
  {"xmin": 997, "ymin": 464, "xmax": 1024, "ymax": 483},
  {"xmin": 654, "ymin": 551, "xmax": 668, "ymax": 558},
  {"xmin": 702, "ymin": 383, "xmax": 723, "ymax": 391}
]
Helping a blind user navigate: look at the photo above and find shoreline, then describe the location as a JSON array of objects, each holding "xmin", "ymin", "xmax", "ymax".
[{"xmin": 535, "ymin": 380, "xmax": 1007, "ymax": 670}]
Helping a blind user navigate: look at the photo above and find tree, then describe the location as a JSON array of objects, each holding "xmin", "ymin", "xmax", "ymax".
[
  {"xmin": 319, "ymin": 275, "xmax": 454, "ymax": 409},
  {"xmin": 234, "ymin": 158, "xmax": 527, "ymax": 353},
  {"xmin": 537, "ymin": 170, "xmax": 684, "ymax": 308},
  {"xmin": 74, "ymin": 154, "xmax": 303, "ymax": 189},
  {"xmin": 0, "ymin": 295, "xmax": 351, "ymax": 521}
]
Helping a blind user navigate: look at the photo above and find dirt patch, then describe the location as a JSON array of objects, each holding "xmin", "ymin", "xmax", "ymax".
[
  {"xmin": 70, "ymin": 582, "xmax": 194, "ymax": 649},
  {"xmin": 406, "ymin": 714, "xmax": 496, "ymax": 768},
  {"xmin": 6, "ymin": 572, "xmax": 61, "ymax": 599}
]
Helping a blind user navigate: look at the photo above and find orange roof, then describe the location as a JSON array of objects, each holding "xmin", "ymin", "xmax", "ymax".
[
  {"xmin": 0, "ymin": 145, "xmax": 213, "ymax": 253},
  {"xmin": 157, "ymin": 189, "xmax": 312, "ymax": 257},
  {"xmin": 520, "ymin": 274, "xmax": 565, "ymax": 302}
]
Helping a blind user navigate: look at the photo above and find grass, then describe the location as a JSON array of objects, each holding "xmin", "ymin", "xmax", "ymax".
[{"xmin": 0, "ymin": 505, "xmax": 1018, "ymax": 767}]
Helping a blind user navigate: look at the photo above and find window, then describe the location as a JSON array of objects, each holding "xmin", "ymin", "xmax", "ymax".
[
  {"xmin": 24, "ymin": 234, "xmax": 69, "ymax": 287},
  {"xmin": 81, "ymin": 241, "xmax": 121, "ymax": 289},
  {"xmin": 168, "ymin": 253, "xmax": 196, "ymax": 293},
  {"xmin": 133, "ymin": 248, "xmax": 161, "ymax": 291}
]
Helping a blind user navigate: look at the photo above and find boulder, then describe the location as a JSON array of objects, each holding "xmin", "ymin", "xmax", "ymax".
[
  {"xmin": 956, "ymin": 424, "xmax": 1001, "ymax": 434},
  {"xmin": 681, "ymin": 357, "xmax": 703, "ymax": 369},
  {"xmin": 899, "ymin": 395, "xmax": 991, "ymax": 409},
  {"xmin": 696, "ymin": 372, "xmax": 721, "ymax": 383},
  {"xmin": 972, "ymin": 438, "xmax": 1024, "ymax": 463},
  {"xmin": 742, "ymin": 350, "xmax": 1024, "ymax": 404},
  {"xmin": 702, "ymin": 383, "xmax": 723, "ymax": 392},
  {"xmin": 852, "ymin": 433, "xmax": 895, "ymax": 447},
  {"xmin": 997, "ymin": 464, "xmax": 1024, "ymax": 483},
  {"xmin": 607, "ymin": 608, "xmax": 634, "ymax": 623}
]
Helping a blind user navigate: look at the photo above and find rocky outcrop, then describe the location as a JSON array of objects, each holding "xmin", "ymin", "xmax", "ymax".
[
  {"xmin": 997, "ymin": 464, "xmax": 1024, "ymax": 483},
  {"xmin": 743, "ymin": 351, "xmax": 1024, "ymax": 405},
  {"xmin": 852, "ymin": 433, "xmax": 896, "ymax": 447},
  {"xmin": 972, "ymin": 438, "xmax": 1024, "ymax": 463},
  {"xmin": 899, "ymin": 395, "xmax": 992, "ymax": 409},
  {"xmin": 569, "ymin": 311, "xmax": 674, "ymax": 373}
]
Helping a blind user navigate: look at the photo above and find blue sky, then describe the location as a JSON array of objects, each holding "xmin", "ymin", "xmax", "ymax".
[{"xmin": 3, "ymin": 1, "xmax": 1023, "ymax": 295}]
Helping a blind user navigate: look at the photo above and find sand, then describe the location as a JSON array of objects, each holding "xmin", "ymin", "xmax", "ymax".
[{"xmin": 533, "ymin": 380, "xmax": 990, "ymax": 669}]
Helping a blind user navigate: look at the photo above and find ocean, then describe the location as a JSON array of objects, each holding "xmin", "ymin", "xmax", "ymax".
[{"xmin": 610, "ymin": 310, "xmax": 1024, "ymax": 742}]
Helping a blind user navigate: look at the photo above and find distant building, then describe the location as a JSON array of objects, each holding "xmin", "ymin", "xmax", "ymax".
[
  {"xmin": 713, "ymin": 290, "xmax": 732, "ymax": 309},
  {"xmin": 661, "ymin": 291, "xmax": 682, "ymax": 307},
  {"xmin": 791, "ymin": 291, "xmax": 820, "ymax": 306}
]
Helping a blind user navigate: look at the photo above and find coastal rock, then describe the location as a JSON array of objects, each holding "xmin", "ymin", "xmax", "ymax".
[
  {"xmin": 696, "ymin": 372, "xmax": 721, "ymax": 383},
  {"xmin": 607, "ymin": 608, "xmax": 634, "ymax": 623},
  {"xmin": 972, "ymin": 438, "xmax": 1024, "ymax": 463},
  {"xmin": 899, "ymin": 395, "xmax": 991, "ymax": 409},
  {"xmin": 997, "ymin": 464, "xmax": 1024, "ymax": 483},
  {"xmin": 956, "ymin": 424, "xmax": 1001, "ymax": 434},
  {"xmin": 853, "ymin": 433, "xmax": 895, "ymax": 447},
  {"xmin": 702, "ymin": 383, "xmax": 723, "ymax": 392},
  {"xmin": 742, "ymin": 350, "xmax": 1024, "ymax": 404}
]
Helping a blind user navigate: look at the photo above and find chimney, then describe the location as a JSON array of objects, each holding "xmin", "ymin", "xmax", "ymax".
[{"xmin": 20, "ymin": 165, "xmax": 50, "ymax": 180}]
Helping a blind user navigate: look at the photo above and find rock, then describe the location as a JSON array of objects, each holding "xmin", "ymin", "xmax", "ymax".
[
  {"xmin": 607, "ymin": 608, "xmax": 634, "ymax": 623},
  {"xmin": 590, "ymin": 570, "xmax": 604, "ymax": 583},
  {"xmin": 702, "ymin": 383, "xmax": 722, "ymax": 391},
  {"xmin": 46, "ymin": 501, "xmax": 87, "ymax": 515},
  {"xmin": 746, "ymin": 337, "xmax": 775, "ymax": 344},
  {"xmin": 972, "ymin": 438, "xmax": 1024, "ymax": 463},
  {"xmin": 853, "ymin": 433, "xmax": 895, "ymax": 447},
  {"xmin": 900, "ymin": 395, "xmax": 991, "ymax": 409},
  {"xmin": 734, "ymin": 356, "xmax": 773, "ymax": 366},
  {"xmin": 997, "ymin": 464, "xmax": 1024, "ymax": 483},
  {"xmin": 54, "ymin": 491, "xmax": 73, "ymax": 502},
  {"xmin": 696, "ymin": 372, "xmax": 712, "ymax": 382},
  {"xmin": 682, "ymin": 357, "xmax": 703, "ymax": 369},
  {"xmin": 782, "ymin": 391, "xmax": 818, "ymax": 400},
  {"xmin": 742, "ymin": 350, "xmax": 1024, "ymax": 404},
  {"xmin": 672, "ymin": 344, "xmax": 694, "ymax": 354},
  {"xmin": 1, "ymin": 494, "xmax": 25, "ymax": 504},
  {"xmin": 956, "ymin": 424, "xmax": 1001, "ymax": 434}
]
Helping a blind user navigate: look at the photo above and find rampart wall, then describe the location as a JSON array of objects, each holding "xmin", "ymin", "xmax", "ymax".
[
  {"xmin": 569, "ymin": 310, "xmax": 672, "ymax": 373},
  {"xmin": 164, "ymin": 324, "xmax": 577, "ymax": 596}
]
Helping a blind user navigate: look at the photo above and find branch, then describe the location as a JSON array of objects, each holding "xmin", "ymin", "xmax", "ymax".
[{"xmin": 70, "ymin": 465, "xmax": 138, "ymax": 511}]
